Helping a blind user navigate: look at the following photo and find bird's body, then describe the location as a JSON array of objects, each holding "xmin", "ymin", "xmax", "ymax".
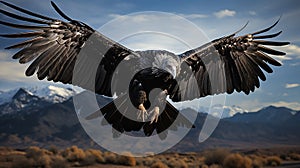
[{"xmin": 0, "ymin": 1, "xmax": 289, "ymax": 139}]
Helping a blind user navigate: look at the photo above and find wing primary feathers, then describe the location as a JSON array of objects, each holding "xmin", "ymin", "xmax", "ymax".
[
  {"xmin": 19, "ymin": 41, "xmax": 56, "ymax": 64},
  {"xmin": 50, "ymin": 1, "xmax": 73, "ymax": 22},
  {"xmin": 6, "ymin": 37, "xmax": 43, "ymax": 50},
  {"xmin": 36, "ymin": 45, "xmax": 65, "ymax": 78},
  {"xmin": 253, "ymin": 40, "xmax": 290, "ymax": 46},
  {"xmin": 0, "ymin": 20, "xmax": 50, "ymax": 29},
  {"xmin": 0, "ymin": 1, "xmax": 56, "ymax": 21},
  {"xmin": 228, "ymin": 21, "xmax": 249, "ymax": 37},
  {"xmin": 255, "ymin": 51, "xmax": 282, "ymax": 66},
  {"xmin": 253, "ymin": 31, "xmax": 282, "ymax": 39},
  {"xmin": 252, "ymin": 17, "xmax": 280, "ymax": 35},
  {"xmin": 0, "ymin": 8, "xmax": 51, "ymax": 24},
  {"xmin": 25, "ymin": 45, "xmax": 64, "ymax": 77},
  {"xmin": 254, "ymin": 56, "xmax": 273, "ymax": 73},
  {"xmin": 0, "ymin": 31, "xmax": 43, "ymax": 38},
  {"xmin": 245, "ymin": 53, "xmax": 267, "ymax": 81},
  {"xmin": 258, "ymin": 45, "xmax": 286, "ymax": 56}
]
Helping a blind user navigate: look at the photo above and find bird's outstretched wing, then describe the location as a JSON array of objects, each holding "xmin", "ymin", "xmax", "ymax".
[
  {"xmin": 171, "ymin": 20, "xmax": 289, "ymax": 102},
  {"xmin": 0, "ymin": 1, "xmax": 134, "ymax": 96}
]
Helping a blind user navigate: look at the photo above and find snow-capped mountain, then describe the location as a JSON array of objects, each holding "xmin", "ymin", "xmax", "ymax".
[
  {"xmin": 0, "ymin": 89, "xmax": 19, "ymax": 105},
  {"xmin": 175, "ymin": 103, "xmax": 247, "ymax": 118},
  {"xmin": 28, "ymin": 85, "xmax": 79, "ymax": 103},
  {"xmin": 0, "ymin": 88, "xmax": 50, "ymax": 116},
  {"xmin": 0, "ymin": 85, "xmax": 80, "ymax": 105},
  {"xmin": 222, "ymin": 105, "xmax": 248, "ymax": 118}
]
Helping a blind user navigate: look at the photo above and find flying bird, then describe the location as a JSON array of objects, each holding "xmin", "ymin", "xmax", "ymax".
[{"xmin": 0, "ymin": 1, "xmax": 289, "ymax": 139}]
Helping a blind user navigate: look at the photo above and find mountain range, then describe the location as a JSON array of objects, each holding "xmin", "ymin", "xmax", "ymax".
[
  {"xmin": 0, "ymin": 86, "xmax": 299, "ymax": 152},
  {"xmin": 0, "ymin": 85, "xmax": 78, "ymax": 105},
  {"xmin": 0, "ymin": 86, "xmax": 245, "ymax": 118}
]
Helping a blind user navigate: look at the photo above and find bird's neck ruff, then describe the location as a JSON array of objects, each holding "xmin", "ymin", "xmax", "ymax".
[{"xmin": 137, "ymin": 50, "xmax": 180, "ymax": 78}]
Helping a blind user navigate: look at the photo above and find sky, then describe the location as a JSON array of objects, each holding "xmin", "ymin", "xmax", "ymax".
[{"xmin": 0, "ymin": 0, "xmax": 300, "ymax": 112}]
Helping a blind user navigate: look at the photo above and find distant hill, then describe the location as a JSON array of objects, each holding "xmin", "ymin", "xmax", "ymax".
[
  {"xmin": 173, "ymin": 106, "xmax": 300, "ymax": 151},
  {"xmin": 0, "ymin": 87, "xmax": 299, "ymax": 152}
]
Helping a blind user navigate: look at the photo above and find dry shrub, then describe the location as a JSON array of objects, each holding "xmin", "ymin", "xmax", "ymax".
[
  {"xmin": 37, "ymin": 155, "xmax": 52, "ymax": 168},
  {"xmin": 48, "ymin": 145, "xmax": 59, "ymax": 155},
  {"xmin": 2, "ymin": 152, "xmax": 25, "ymax": 163},
  {"xmin": 83, "ymin": 149, "xmax": 104, "ymax": 165},
  {"xmin": 209, "ymin": 164, "xmax": 221, "ymax": 168},
  {"xmin": 61, "ymin": 145, "xmax": 86, "ymax": 162},
  {"xmin": 26, "ymin": 146, "xmax": 51, "ymax": 158},
  {"xmin": 223, "ymin": 153, "xmax": 252, "ymax": 168},
  {"xmin": 11, "ymin": 157, "xmax": 35, "ymax": 168},
  {"xmin": 168, "ymin": 158, "xmax": 188, "ymax": 168},
  {"xmin": 103, "ymin": 151, "xmax": 117, "ymax": 164},
  {"xmin": 249, "ymin": 155, "xmax": 267, "ymax": 168},
  {"xmin": 204, "ymin": 148, "xmax": 230, "ymax": 165},
  {"xmin": 50, "ymin": 155, "xmax": 68, "ymax": 168},
  {"xmin": 158, "ymin": 156, "xmax": 168, "ymax": 163},
  {"xmin": 151, "ymin": 161, "xmax": 169, "ymax": 168},
  {"xmin": 116, "ymin": 154, "xmax": 136, "ymax": 166},
  {"xmin": 199, "ymin": 164, "xmax": 209, "ymax": 168},
  {"xmin": 0, "ymin": 146, "xmax": 12, "ymax": 153},
  {"xmin": 289, "ymin": 153, "xmax": 300, "ymax": 161},
  {"xmin": 266, "ymin": 156, "xmax": 282, "ymax": 166},
  {"xmin": 142, "ymin": 157, "xmax": 155, "ymax": 166},
  {"xmin": 26, "ymin": 146, "xmax": 52, "ymax": 168}
]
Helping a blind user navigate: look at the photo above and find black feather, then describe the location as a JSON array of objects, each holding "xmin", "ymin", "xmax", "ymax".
[
  {"xmin": 252, "ymin": 18, "xmax": 280, "ymax": 35},
  {"xmin": 37, "ymin": 45, "xmax": 65, "ymax": 78},
  {"xmin": 0, "ymin": 8, "xmax": 50, "ymax": 24},
  {"xmin": 6, "ymin": 37, "xmax": 43, "ymax": 50},
  {"xmin": 0, "ymin": 1, "xmax": 55, "ymax": 21},
  {"xmin": 0, "ymin": 31, "xmax": 43, "ymax": 38},
  {"xmin": 251, "ymin": 54, "xmax": 273, "ymax": 73},
  {"xmin": 254, "ymin": 40, "xmax": 290, "ymax": 46},
  {"xmin": 228, "ymin": 21, "xmax": 249, "ymax": 37},
  {"xmin": 258, "ymin": 46, "xmax": 286, "ymax": 56},
  {"xmin": 0, "ymin": 20, "xmax": 50, "ymax": 29},
  {"xmin": 253, "ymin": 31, "xmax": 282, "ymax": 39},
  {"xmin": 19, "ymin": 41, "xmax": 56, "ymax": 64},
  {"xmin": 51, "ymin": 1, "xmax": 73, "ymax": 21},
  {"xmin": 245, "ymin": 53, "xmax": 266, "ymax": 81}
]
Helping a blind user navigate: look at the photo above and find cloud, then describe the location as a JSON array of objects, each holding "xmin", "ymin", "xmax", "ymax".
[
  {"xmin": 290, "ymin": 62, "xmax": 300, "ymax": 66},
  {"xmin": 214, "ymin": 9, "xmax": 236, "ymax": 18},
  {"xmin": 249, "ymin": 11, "xmax": 257, "ymax": 16},
  {"xmin": 179, "ymin": 14, "xmax": 208, "ymax": 19},
  {"xmin": 0, "ymin": 50, "xmax": 54, "ymax": 92},
  {"xmin": 0, "ymin": 61, "xmax": 30, "ymax": 82},
  {"xmin": 100, "ymin": 12, "xmax": 210, "ymax": 52},
  {"xmin": 270, "ymin": 55, "xmax": 292, "ymax": 65},
  {"xmin": 237, "ymin": 98, "xmax": 300, "ymax": 112},
  {"xmin": 270, "ymin": 101, "xmax": 300, "ymax": 111},
  {"xmin": 0, "ymin": 50, "xmax": 35, "ymax": 82},
  {"xmin": 270, "ymin": 44, "xmax": 300, "ymax": 64},
  {"xmin": 0, "ymin": 51, "xmax": 12, "ymax": 61},
  {"xmin": 285, "ymin": 83, "xmax": 300, "ymax": 89},
  {"xmin": 280, "ymin": 44, "xmax": 300, "ymax": 59},
  {"xmin": 108, "ymin": 14, "xmax": 149, "ymax": 22}
]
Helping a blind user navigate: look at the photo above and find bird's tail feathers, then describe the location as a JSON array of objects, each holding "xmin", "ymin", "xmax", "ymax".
[{"xmin": 88, "ymin": 94, "xmax": 194, "ymax": 139}]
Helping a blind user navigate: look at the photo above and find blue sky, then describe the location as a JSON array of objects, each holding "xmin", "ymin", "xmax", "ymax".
[{"xmin": 0, "ymin": 0, "xmax": 300, "ymax": 112}]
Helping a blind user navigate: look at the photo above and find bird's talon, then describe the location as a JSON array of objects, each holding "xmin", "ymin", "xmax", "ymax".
[
  {"xmin": 150, "ymin": 106, "xmax": 160, "ymax": 124},
  {"xmin": 137, "ymin": 104, "xmax": 148, "ymax": 122}
]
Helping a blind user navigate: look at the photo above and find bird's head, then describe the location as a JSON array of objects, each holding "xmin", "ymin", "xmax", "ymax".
[{"xmin": 152, "ymin": 52, "xmax": 180, "ymax": 78}]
